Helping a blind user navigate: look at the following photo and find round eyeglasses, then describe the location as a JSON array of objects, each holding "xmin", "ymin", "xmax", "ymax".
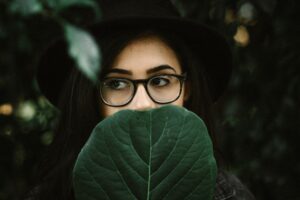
[{"xmin": 99, "ymin": 73, "xmax": 187, "ymax": 107}]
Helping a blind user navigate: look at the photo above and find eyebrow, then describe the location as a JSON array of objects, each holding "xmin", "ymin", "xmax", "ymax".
[
  {"xmin": 147, "ymin": 65, "xmax": 176, "ymax": 74},
  {"xmin": 106, "ymin": 65, "xmax": 177, "ymax": 75}
]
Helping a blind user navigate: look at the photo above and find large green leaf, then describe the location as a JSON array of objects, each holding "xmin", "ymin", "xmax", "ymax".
[
  {"xmin": 64, "ymin": 23, "xmax": 100, "ymax": 82},
  {"xmin": 73, "ymin": 105, "xmax": 217, "ymax": 200}
]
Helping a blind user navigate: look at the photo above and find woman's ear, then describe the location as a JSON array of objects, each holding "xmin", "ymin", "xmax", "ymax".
[{"xmin": 184, "ymin": 80, "xmax": 191, "ymax": 101}]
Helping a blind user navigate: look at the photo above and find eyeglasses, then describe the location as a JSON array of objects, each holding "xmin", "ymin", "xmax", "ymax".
[{"xmin": 99, "ymin": 73, "xmax": 187, "ymax": 107}]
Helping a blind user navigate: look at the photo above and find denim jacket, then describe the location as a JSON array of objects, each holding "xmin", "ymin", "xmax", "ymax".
[{"xmin": 214, "ymin": 170, "xmax": 256, "ymax": 200}]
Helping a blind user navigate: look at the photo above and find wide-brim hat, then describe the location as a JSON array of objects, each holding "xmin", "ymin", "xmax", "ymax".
[{"xmin": 37, "ymin": 0, "xmax": 232, "ymax": 106}]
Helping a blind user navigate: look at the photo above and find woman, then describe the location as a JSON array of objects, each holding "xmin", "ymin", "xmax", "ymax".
[{"xmin": 32, "ymin": 0, "xmax": 255, "ymax": 199}]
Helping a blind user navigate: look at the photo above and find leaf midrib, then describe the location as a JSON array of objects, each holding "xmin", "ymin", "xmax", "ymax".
[{"xmin": 147, "ymin": 111, "xmax": 152, "ymax": 200}]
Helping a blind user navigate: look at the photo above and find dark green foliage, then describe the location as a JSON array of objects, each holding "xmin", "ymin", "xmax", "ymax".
[
  {"xmin": 217, "ymin": 1, "xmax": 300, "ymax": 199},
  {"xmin": 0, "ymin": 0, "xmax": 299, "ymax": 199},
  {"xmin": 0, "ymin": 0, "xmax": 101, "ymax": 199},
  {"xmin": 73, "ymin": 106, "xmax": 217, "ymax": 200}
]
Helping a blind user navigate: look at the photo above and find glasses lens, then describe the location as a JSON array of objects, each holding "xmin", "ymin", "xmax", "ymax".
[
  {"xmin": 148, "ymin": 75, "xmax": 181, "ymax": 103},
  {"xmin": 100, "ymin": 78, "xmax": 134, "ymax": 106}
]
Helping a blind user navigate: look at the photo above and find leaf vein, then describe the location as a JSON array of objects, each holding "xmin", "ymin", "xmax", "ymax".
[
  {"xmin": 82, "ymin": 154, "xmax": 111, "ymax": 200},
  {"xmin": 103, "ymin": 123, "xmax": 138, "ymax": 199}
]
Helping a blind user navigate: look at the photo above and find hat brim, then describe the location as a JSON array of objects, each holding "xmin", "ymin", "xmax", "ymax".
[{"xmin": 37, "ymin": 16, "xmax": 232, "ymax": 106}]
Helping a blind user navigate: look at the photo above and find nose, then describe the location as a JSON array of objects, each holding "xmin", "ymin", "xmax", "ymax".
[{"xmin": 129, "ymin": 84, "xmax": 157, "ymax": 111}]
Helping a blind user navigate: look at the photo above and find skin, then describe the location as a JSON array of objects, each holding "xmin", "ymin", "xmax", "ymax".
[{"xmin": 101, "ymin": 35, "xmax": 189, "ymax": 117}]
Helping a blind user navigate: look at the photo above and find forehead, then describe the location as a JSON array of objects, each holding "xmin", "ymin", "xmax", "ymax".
[{"xmin": 110, "ymin": 35, "xmax": 182, "ymax": 75}]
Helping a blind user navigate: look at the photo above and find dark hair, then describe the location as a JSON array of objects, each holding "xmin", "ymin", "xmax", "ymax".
[{"xmin": 30, "ymin": 28, "xmax": 220, "ymax": 200}]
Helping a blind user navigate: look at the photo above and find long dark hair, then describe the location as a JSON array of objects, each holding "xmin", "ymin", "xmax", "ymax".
[{"xmin": 30, "ymin": 28, "xmax": 220, "ymax": 200}]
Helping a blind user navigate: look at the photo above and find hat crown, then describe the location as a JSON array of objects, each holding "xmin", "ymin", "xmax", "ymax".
[{"xmin": 99, "ymin": 0, "xmax": 180, "ymax": 20}]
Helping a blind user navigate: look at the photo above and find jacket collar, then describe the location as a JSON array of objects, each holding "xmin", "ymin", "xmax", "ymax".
[{"xmin": 214, "ymin": 170, "xmax": 236, "ymax": 200}]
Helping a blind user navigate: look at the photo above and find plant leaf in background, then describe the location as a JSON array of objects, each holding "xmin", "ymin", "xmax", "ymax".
[
  {"xmin": 46, "ymin": 0, "xmax": 101, "ymax": 17},
  {"xmin": 9, "ymin": 0, "xmax": 43, "ymax": 16},
  {"xmin": 64, "ymin": 23, "xmax": 100, "ymax": 83},
  {"xmin": 73, "ymin": 105, "xmax": 217, "ymax": 200}
]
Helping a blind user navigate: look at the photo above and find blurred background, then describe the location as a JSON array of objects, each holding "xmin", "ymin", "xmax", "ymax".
[{"xmin": 0, "ymin": 0, "xmax": 299, "ymax": 199}]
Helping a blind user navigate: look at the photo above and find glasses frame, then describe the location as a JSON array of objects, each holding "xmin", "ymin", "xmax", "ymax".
[{"xmin": 99, "ymin": 73, "xmax": 187, "ymax": 107}]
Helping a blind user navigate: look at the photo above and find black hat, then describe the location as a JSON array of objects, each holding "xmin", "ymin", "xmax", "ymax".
[{"xmin": 37, "ymin": 0, "xmax": 232, "ymax": 106}]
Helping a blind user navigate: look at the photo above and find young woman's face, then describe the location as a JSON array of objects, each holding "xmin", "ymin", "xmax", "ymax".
[{"xmin": 100, "ymin": 35, "xmax": 188, "ymax": 117}]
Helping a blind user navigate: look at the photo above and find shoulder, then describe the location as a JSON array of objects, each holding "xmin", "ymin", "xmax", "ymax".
[{"xmin": 214, "ymin": 169, "xmax": 256, "ymax": 200}]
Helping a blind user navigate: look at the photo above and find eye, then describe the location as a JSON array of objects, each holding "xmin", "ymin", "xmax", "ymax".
[
  {"xmin": 103, "ymin": 79, "xmax": 130, "ymax": 90},
  {"xmin": 150, "ymin": 76, "xmax": 170, "ymax": 87}
]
